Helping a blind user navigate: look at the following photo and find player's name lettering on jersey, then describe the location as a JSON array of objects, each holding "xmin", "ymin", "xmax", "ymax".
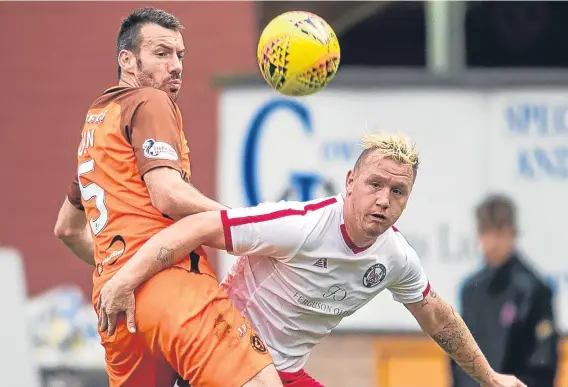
[
  {"xmin": 292, "ymin": 293, "xmax": 349, "ymax": 316},
  {"xmin": 78, "ymin": 129, "xmax": 95, "ymax": 156},
  {"xmin": 85, "ymin": 110, "xmax": 107, "ymax": 124}
]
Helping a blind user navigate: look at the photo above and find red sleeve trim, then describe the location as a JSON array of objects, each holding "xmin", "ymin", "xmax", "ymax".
[
  {"xmin": 422, "ymin": 282, "xmax": 431, "ymax": 298},
  {"xmin": 220, "ymin": 210, "xmax": 234, "ymax": 253}
]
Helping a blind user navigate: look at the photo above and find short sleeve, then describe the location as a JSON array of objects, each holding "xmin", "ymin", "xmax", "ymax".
[
  {"xmin": 130, "ymin": 90, "xmax": 184, "ymax": 177},
  {"xmin": 220, "ymin": 198, "xmax": 335, "ymax": 260},
  {"xmin": 388, "ymin": 234, "xmax": 430, "ymax": 304},
  {"xmin": 67, "ymin": 174, "xmax": 84, "ymax": 211}
]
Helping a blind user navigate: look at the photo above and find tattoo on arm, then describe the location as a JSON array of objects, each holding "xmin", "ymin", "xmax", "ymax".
[
  {"xmin": 420, "ymin": 288, "xmax": 437, "ymax": 308},
  {"xmin": 431, "ymin": 308, "xmax": 463, "ymax": 353},
  {"xmin": 156, "ymin": 247, "xmax": 175, "ymax": 269},
  {"xmin": 428, "ymin": 298, "xmax": 492, "ymax": 384}
]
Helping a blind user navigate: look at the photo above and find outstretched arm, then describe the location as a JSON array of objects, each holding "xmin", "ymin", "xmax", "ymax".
[
  {"xmin": 97, "ymin": 210, "xmax": 224, "ymax": 335},
  {"xmin": 406, "ymin": 290, "xmax": 526, "ymax": 387},
  {"xmin": 111, "ymin": 210, "xmax": 225, "ymax": 291},
  {"xmin": 388, "ymin": 233, "xmax": 524, "ymax": 387},
  {"xmin": 406, "ymin": 289, "xmax": 494, "ymax": 383},
  {"xmin": 111, "ymin": 200, "xmax": 312, "ymax": 292},
  {"xmin": 99, "ymin": 200, "xmax": 315, "ymax": 335}
]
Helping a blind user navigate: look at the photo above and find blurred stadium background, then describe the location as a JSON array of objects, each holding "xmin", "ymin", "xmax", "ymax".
[{"xmin": 1, "ymin": 1, "xmax": 568, "ymax": 386}]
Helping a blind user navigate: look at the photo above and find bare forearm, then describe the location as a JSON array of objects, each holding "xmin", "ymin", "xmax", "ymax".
[
  {"xmin": 55, "ymin": 198, "xmax": 95, "ymax": 266},
  {"xmin": 164, "ymin": 181, "xmax": 227, "ymax": 220},
  {"xmin": 419, "ymin": 292, "xmax": 494, "ymax": 384},
  {"xmin": 112, "ymin": 212, "xmax": 220, "ymax": 290},
  {"xmin": 430, "ymin": 307, "xmax": 493, "ymax": 383},
  {"xmin": 113, "ymin": 246, "xmax": 183, "ymax": 292},
  {"xmin": 61, "ymin": 227, "xmax": 95, "ymax": 266},
  {"xmin": 144, "ymin": 168, "xmax": 228, "ymax": 220}
]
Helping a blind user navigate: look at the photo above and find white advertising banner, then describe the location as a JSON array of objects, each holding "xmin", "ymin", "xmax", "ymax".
[
  {"xmin": 0, "ymin": 248, "xmax": 41, "ymax": 386},
  {"xmin": 217, "ymin": 87, "xmax": 568, "ymax": 332}
]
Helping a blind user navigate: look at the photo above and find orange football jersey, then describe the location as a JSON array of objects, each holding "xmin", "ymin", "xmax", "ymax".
[{"xmin": 68, "ymin": 86, "xmax": 215, "ymax": 303}]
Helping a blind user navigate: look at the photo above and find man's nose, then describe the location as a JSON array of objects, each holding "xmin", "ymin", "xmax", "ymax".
[
  {"xmin": 169, "ymin": 56, "xmax": 182, "ymax": 74},
  {"xmin": 375, "ymin": 189, "xmax": 390, "ymax": 209}
]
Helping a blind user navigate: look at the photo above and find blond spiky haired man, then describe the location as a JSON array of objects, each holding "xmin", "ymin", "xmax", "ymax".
[{"xmin": 98, "ymin": 133, "xmax": 526, "ymax": 387}]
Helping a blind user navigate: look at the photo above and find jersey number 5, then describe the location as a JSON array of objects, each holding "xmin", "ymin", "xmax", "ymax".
[{"xmin": 78, "ymin": 159, "xmax": 109, "ymax": 236}]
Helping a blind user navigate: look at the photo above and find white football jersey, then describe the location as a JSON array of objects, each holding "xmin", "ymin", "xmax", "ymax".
[{"xmin": 220, "ymin": 194, "xmax": 430, "ymax": 372}]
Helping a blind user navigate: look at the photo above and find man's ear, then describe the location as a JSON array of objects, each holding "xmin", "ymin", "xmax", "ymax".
[
  {"xmin": 345, "ymin": 170, "xmax": 355, "ymax": 196},
  {"xmin": 118, "ymin": 50, "xmax": 137, "ymax": 75}
]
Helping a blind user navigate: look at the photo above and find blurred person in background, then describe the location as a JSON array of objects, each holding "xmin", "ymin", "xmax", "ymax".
[
  {"xmin": 53, "ymin": 7, "xmax": 281, "ymax": 387},
  {"xmin": 451, "ymin": 194, "xmax": 559, "ymax": 387}
]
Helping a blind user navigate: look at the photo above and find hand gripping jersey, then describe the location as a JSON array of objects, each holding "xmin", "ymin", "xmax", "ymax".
[
  {"xmin": 220, "ymin": 194, "xmax": 431, "ymax": 371},
  {"xmin": 68, "ymin": 86, "xmax": 215, "ymax": 304}
]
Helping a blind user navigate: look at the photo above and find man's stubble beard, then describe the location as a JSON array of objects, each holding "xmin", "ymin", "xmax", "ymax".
[
  {"xmin": 136, "ymin": 59, "xmax": 181, "ymax": 101},
  {"xmin": 135, "ymin": 58, "xmax": 181, "ymax": 100},
  {"xmin": 136, "ymin": 58, "xmax": 161, "ymax": 91}
]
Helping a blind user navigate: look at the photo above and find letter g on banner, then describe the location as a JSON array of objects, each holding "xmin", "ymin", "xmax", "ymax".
[{"xmin": 243, "ymin": 99, "xmax": 313, "ymax": 206}]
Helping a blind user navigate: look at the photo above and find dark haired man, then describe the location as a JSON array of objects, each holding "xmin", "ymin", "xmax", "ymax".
[
  {"xmin": 451, "ymin": 194, "xmax": 559, "ymax": 387},
  {"xmin": 54, "ymin": 7, "xmax": 282, "ymax": 387}
]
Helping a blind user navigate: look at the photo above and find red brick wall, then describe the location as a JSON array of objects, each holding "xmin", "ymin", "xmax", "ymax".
[{"xmin": 0, "ymin": 2, "xmax": 256, "ymax": 296}]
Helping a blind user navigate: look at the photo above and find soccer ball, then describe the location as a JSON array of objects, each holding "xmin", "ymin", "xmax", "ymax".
[{"xmin": 257, "ymin": 11, "xmax": 340, "ymax": 97}]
